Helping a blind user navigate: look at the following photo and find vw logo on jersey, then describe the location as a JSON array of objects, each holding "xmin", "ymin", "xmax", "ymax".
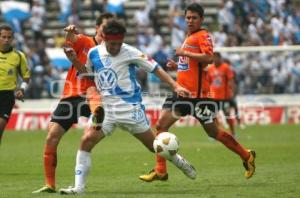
[
  {"xmin": 96, "ymin": 68, "xmax": 118, "ymax": 90},
  {"xmin": 177, "ymin": 56, "xmax": 189, "ymax": 71}
]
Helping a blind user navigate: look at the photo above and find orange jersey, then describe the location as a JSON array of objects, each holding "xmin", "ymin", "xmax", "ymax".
[
  {"xmin": 207, "ymin": 63, "xmax": 234, "ymax": 100},
  {"xmin": 62, "ymin": 34, "xmax": 97, "ymax": 99},
  {"xmin": 226, "ymin": 69, "xmax": 236, "ymax": 99},
  {"xmin": 176, "ymin": 29, "xmax": 213, "ymax": 98}
]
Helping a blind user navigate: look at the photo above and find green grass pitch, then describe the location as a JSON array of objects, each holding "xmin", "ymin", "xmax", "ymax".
[{"xmin": 0, "ymin": 124, "xmax": 300, "ymax": 198}]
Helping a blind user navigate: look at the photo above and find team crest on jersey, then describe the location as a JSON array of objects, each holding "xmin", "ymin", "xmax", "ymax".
[
  {"xmin": 178, "ymin": 56, "xmax": 189, "ymax": 71},
  {"xmin": 96, "ymin": 68, "xmax": 118, "ymax": 90},
  {"xmin": 102, "ymin": 56, "xmax": 112, "ymax": 67}
]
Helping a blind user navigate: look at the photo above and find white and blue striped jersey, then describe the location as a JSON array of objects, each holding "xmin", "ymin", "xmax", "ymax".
[{"xmin": 85, "ymin": 42, "xmax": 159, "ymax": 105}]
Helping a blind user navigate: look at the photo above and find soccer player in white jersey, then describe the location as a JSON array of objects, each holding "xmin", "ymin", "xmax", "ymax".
[{"xmin": 59, "ymin": 19, "xmax": 197, "ymax": 195}]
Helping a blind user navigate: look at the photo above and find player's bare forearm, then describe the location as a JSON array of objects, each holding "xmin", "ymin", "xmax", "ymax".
[
  {"xmin": 71, "ymin": 59, "xmax": 87, "ymax": 74},
  {"xmin": 63, "ymin": 47, "xmax": 87, "ymax": 74},
  {"xmin": 155, "ymin": 67, "xmax": 177, "ymax": 90},
  {"xmin": 64, "ymin": 25, "xmax": 78, "ymax": 43}
]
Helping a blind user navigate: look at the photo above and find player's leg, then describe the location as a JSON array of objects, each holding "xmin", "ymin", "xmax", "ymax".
[
  {"xmin": 0, "ymin": 118, "xmax": 7, "ymax": 144},
  {"xmin": 202, "ymin": 121, "xmax": 255, "ymax": 178},
  {"xmin": 231, "ymin": 98, "xmax": 245, "ymax": 129},
  {"xmin": 0, "ymin": 91, "xmax": 15, "ymax": 144},
  {"xmin": 155, "ymin": 109, "xmax": 179, "ymax": 171},
  {"xmin": 135, "ymin": 129, "xmax": 196, "ymax": 180},
  {"xmin": 33, "ymin": 99, "xmax": 76, "ymax": 193},
  {"xmin": 32, "ymin": 122, "xmax": 67, "ymax": 193},
  {"xmin": 139, "ymin": 109, "xmax": 178, "ymax": 182},
  {"xmin": 68, "ymin": 127, "xmax": 105, "ymax": 194},
  {"xmin": 86, "ymin": 86, "xmax": 105, "ymax": 130},
  {"xmin": 223, "ymin": 101, "xmax": 235, "ymax": 136},
  {"xmin": 60, "ymin": 117, "xmax": 110, "ymax": 195}
]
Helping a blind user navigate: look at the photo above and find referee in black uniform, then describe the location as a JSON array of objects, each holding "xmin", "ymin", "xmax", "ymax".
[{"xmin": 0, "ymin": 24, "xmax": 30, "ymax": 144}]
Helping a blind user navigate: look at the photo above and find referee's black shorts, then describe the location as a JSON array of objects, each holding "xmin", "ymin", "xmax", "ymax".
[
  {"xmin": 50, "ymin": 96, "xmax": 91, "ymax": 131},
  {"xmin": 0, "ymin": 91, "xmax": 15, "ymax": 121}
]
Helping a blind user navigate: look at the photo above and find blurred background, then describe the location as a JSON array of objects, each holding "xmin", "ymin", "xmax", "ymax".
[
  {"xmin": 1, "ymin": 0, "xmax": 300, "ymax": 129},
  {"xmin": 1, "ymin": 0, "xmax": 300, "ymax": 98}
]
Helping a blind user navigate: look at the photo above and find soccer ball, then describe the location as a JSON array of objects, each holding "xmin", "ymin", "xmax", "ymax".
[{"xmin": 153, "ymin": 132, "xmax": 179, "ymax": 159}]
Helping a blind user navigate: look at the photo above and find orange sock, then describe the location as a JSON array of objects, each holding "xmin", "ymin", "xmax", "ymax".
[
  {"xmin": 154, "ymin": 130, "xmax": 167, "ymax": 174},
  {"xmin": 44, "ymin": 145, "xmax": 57, "ymax": 188},
  {"xmin": 216, "ymin": 129, "xmax": 249, "ymax": 160},
  {"xmin": 86, "ymin": 86, "xmax": 101, "ymax": 114}
]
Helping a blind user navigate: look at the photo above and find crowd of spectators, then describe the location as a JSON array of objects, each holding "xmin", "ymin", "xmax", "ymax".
[
  {"xmin": 214, "ymin": 0, "xmax": 300, "ymax": 94},
  {"xmin": 1, "ymin": 0, "xmax": 300, "ymax": 98},
  {"xmin": 214, "ymin": 0, "xmax": 300, "ymax": 46}
]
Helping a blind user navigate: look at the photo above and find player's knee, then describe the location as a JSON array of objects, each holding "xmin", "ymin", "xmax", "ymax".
[
  {"xmin": 156, "ymin": 122, "xmax": 169, "ymax": 134},
  {"xmin": 81, "ymin": 128, "xmax": 103, "ymax": 145},
  {"xmin": 207, "ymin": 132, "xmax": 217, "ymax": 139},
  {"xmin": 45, "ymin": 132, "xmax": 61, "ymax": 146},
  {"xmin": 204, "ymin": 127, "xmax": 218, "ymax": 139}
]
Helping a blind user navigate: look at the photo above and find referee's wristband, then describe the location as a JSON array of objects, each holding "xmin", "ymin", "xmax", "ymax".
[{"xmin": 20, "ymin": 82, "xmax": 28, "ymax": 91}]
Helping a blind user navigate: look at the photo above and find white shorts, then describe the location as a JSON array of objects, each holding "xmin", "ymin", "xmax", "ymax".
[{"xmin": 89, "ymin": 103, "xmax": 150, "ymax": 136}]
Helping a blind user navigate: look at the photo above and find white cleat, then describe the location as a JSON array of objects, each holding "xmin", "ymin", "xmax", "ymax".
[
  {"xmin": 59, "ymin": 186, "xmax": 84, "ymax": 195},
  {"xmin": 171, "ymin": 154, "xmax": 197, "ymax": 179}
]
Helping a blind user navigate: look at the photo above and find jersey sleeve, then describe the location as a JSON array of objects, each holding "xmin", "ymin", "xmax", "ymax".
[
  {"xmin": 198, "ymin": 31, "xmax": 214, "ymax": 56},
  {"xmin": 129, "ymin": 47, "xmax": 159, "ymax": 73},
  {"xmin": 85, "ymin": 50, "xmax": 94, "ymax": 73},
  {"xmin": 19, "ymin": 51, "xmax": 30, "ymax": 79},
  {"xmin": 71, "ymin": 34, "xmax": 93, "ymax": 53}
]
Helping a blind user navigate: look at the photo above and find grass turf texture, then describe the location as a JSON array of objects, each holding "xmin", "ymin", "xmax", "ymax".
[{"xmin": 0, "ymin": 124, "xmax": 300, "ymax": 198}]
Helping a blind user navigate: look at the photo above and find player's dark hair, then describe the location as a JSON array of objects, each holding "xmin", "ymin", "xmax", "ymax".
[
  {"xmin": 185, "ymin": 3, "xmax": 204, "ymax": 17},
  {"xmin": 0, "ymin": 24, "xmax": 13, "ymax": 34},
  {"xmin": 103, "ymin": 19, "xmax": 126, "ymax": 35},
  {"xmin": 96, "ymin": 12, "xmax": 115, "ymax": 26}
]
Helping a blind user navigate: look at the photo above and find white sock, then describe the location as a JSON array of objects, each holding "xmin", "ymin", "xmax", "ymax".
[{"xmin": 74, "ymin": 150, "xmax": 91, "ymax": 191}]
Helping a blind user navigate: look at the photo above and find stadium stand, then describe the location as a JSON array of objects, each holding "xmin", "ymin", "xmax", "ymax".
[{"xmin": 0, "ymin": 0, "xmax": 300, "ymax": 98}]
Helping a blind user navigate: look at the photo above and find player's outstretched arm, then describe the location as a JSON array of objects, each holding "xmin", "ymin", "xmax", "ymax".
[
  {"xmin": 15, "ymin": 78, "xmax": 30, "ymax": 102},
  {"xmin": 64, "ymin": 24, "xmax": 78, "ymax": 43},
  {"xmin": 166, "ymin": 59, "xmax": 178, "ymax": 70},
  {"xmin": 154, "ymin": 67, "xmax": 190, "ymax": 97},
  {"xmin": 63, "ymin": 47, "xmax": 87, "ymax": 74}
]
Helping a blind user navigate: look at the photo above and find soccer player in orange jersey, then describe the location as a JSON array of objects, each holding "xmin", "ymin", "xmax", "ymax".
[
  {"xmin": 32, "ymin": 13, "xmax": 114, "ymax": 194},
  {"xmin": 139, "ymin": 3, "xmax": 256, "ymax": 182},
  {"xmin": 208, "ymin": 52, "xmax": 236, "ymax": 135},
  {"xmin": 223, "ymin": 58, "xmax": 244, "ymax": 129}
]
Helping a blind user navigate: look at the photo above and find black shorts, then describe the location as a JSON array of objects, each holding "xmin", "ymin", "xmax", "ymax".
[
  {"xmin": 0, "ymin": 91, "xmax": 15, "ymax": 121},
  {"xmin": 228, "ymin": 98, "xmax": 238, "ymax": 109},
  {"xmin": 162, "ymin": 94, "xmax": 218, "ymax": 124},
  {"xmin": 50, "ymin": 96, "xmax": 91, "ymax": 131}
]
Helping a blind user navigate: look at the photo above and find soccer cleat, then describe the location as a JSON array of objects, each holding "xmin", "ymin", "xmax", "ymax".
[
  {"xmin": 59, "ymin": 186, "xmax": 84, "ymax": 195},
  {"xmin": 139, "ymin": 169, "xmax": 168, "ymax": 182},
  {"xmin": 243, "ymin": 150, "xmax": 256, "ymax": 179},
  {"xmin": 173, "ymin": 156, "xmax": 197, "ymax": 180},
  {"xmin": 92, "ymin": 105, "xmax": 105, "ymax": 130},
  {"xmin": 32, "ymin": 185, "xmax": 56, "ymax": 194}
]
